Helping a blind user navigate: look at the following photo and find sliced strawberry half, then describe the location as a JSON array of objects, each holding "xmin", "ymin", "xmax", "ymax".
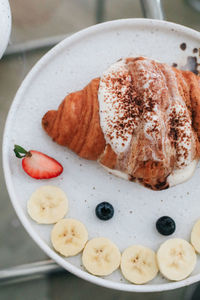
[{"xmin": 14, "ymin": 145, "xmax": 63, "ymax": 179}]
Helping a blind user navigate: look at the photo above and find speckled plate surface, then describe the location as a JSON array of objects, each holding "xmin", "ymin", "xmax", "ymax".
[
  {"xmin": 3, "ymin": 19, "xmax": 200, "ymax": 292},
  {"xmin": 0, "ymin": 0, "xmax": 11, "ymax": 58}
]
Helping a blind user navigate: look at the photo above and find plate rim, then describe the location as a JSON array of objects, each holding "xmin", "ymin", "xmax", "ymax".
[{"xmin": 3, "ymin": 18, "xmax": 200, "ymax": 292}]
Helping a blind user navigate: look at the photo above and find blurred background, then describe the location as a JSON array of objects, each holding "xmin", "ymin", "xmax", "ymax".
[{"xmin": 0, "ymin": 0, "xmax": 200, "ymax": 299}]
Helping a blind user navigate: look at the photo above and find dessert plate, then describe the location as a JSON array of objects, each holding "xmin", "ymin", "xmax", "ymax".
[
  {"xmin": 0, "ymin": 0, "xmax": 11, "ymax": 58},
  {"xmin": 3, "ymin": 19, "xmax": 200, "ymax": 292}
]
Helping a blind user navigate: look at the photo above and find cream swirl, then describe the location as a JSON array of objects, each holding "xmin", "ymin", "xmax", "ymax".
[{"xmin": 98, "ymin": 57, "xmax": 197, "ymax": 188}]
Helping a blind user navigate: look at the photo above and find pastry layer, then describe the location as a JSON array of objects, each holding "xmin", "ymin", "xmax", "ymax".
[{"xmin": 42, "ymin": 57, "xmax": 200, "ymax": 190}]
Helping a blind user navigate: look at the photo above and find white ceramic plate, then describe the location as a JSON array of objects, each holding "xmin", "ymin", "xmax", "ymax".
[
  {"xmin": 3, "ymin": 19, "xmax": 200, "ymax": 292},
  {"xmin": 0, "ymin": 0, "xmax": 11, "ymax": 58}
]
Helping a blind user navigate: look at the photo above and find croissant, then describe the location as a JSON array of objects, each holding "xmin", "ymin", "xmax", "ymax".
[{"xmin": 42, "ymin": 57, "xmax": 200, "ymax": 190}]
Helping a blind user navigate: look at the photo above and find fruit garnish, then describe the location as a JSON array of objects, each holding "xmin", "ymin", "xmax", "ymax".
[
  {"xmin": 156, "ymin": 216, "xmax": 176, "ymax": 236},
  {"xmin": 157, "ymin": 238, "xmax": 196, "ymax": 281},
  {"xmin": 51, "ymin": 219, "xmax": 88, "ymax": 257},
  {"xmin": 82, "ymin": 237, "xmax": 121, "ymax": 276},
  {"xmin": 95, "ymin": 202, "xmax": 114, "ymax": 221},
  {"xmin": 13, "ymin": 144, "xmax": 63, "ymax": 179},
  {"xmin": 28, "ymin": 185, "xmax": 68, "ymax": 224},
  {"xmin": 191, "ymin": 219, "xmax": 200, "ymax": 253},
  {"xmin": 121, "ymin": 245, "xmax": 158, "ymax": 284}
]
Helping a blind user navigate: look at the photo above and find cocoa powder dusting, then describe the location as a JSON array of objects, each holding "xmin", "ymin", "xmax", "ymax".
[
  {"xmin": 99, "ymin": 57, "xmax": 197, "ymax": 190},
  {"xmin": 101, "ymin": 68, "xmax": 140, "ymax": 143}
]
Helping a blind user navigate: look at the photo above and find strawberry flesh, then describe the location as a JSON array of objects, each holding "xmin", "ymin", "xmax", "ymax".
[{"xmin": 22, "ymin": 150, "xmax": 63, "ymax": 179}]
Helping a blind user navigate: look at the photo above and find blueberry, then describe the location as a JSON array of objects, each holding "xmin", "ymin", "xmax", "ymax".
[
  {"xmin": 95, "ymin": 202, "xmax": 114, "ymax": 221},
  {"xmin": 156, "ymin": 216, "xmax": 176, "ymax": 236}
]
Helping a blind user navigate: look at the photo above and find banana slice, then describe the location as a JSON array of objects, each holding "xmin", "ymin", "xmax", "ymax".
[
  {"xmin": 120, "ymin": 245, "xmax": 158, "ymax": 284},
  {"xmin": 191, "ymin": 219, "xmax": 200, "ymax": 253},
  {"xmin": 27, "ymin": 185, "xmax": 68, "ymax": 224},
  {"xmin": 157, "ymin": 238, "xmax": 196, "ymax": 281},
  {"xmin": 51, "ymin": 218, "xmax": 88, "ymax": 257},
  {"xmin": 82, "ymin": 237, "xmax": 121, "ymax": 276}
]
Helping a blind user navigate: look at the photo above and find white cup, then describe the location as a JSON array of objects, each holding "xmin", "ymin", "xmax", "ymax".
[{"xmin": 0, "ymin": 0, "xmax": 11, "ymax": 58}]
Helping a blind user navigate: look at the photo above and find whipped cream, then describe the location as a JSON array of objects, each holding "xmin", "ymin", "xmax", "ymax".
[
  {"xmin": 98, "ymin": 59, "xmax": 136, "ymax": 154},
  {"xmin": 102, "ymin": 165, "xmax": 129, "ymax": 181},
  {"xmin": 161, "ymin": 64, "xmax": 196, "ymax": 168},
  {"xmin": 103, "ymin": 161, "xmax": 197, "ymax": 188},
  {"xmin": 168, "ymin": 160, "xmax": 197, "ymax": 187},
  {"xmin": 98, "ymin": 57, "xmax": 198, "ymax": 188}
]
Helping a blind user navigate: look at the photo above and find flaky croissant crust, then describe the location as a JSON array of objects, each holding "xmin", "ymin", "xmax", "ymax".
[
  {"xmin": 42, "ymin": 59, "xmax": 200, "ymax": 190},
  {"xmin": 42, "ymin": 78, "xmax": 105, "ymax": 160}
]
